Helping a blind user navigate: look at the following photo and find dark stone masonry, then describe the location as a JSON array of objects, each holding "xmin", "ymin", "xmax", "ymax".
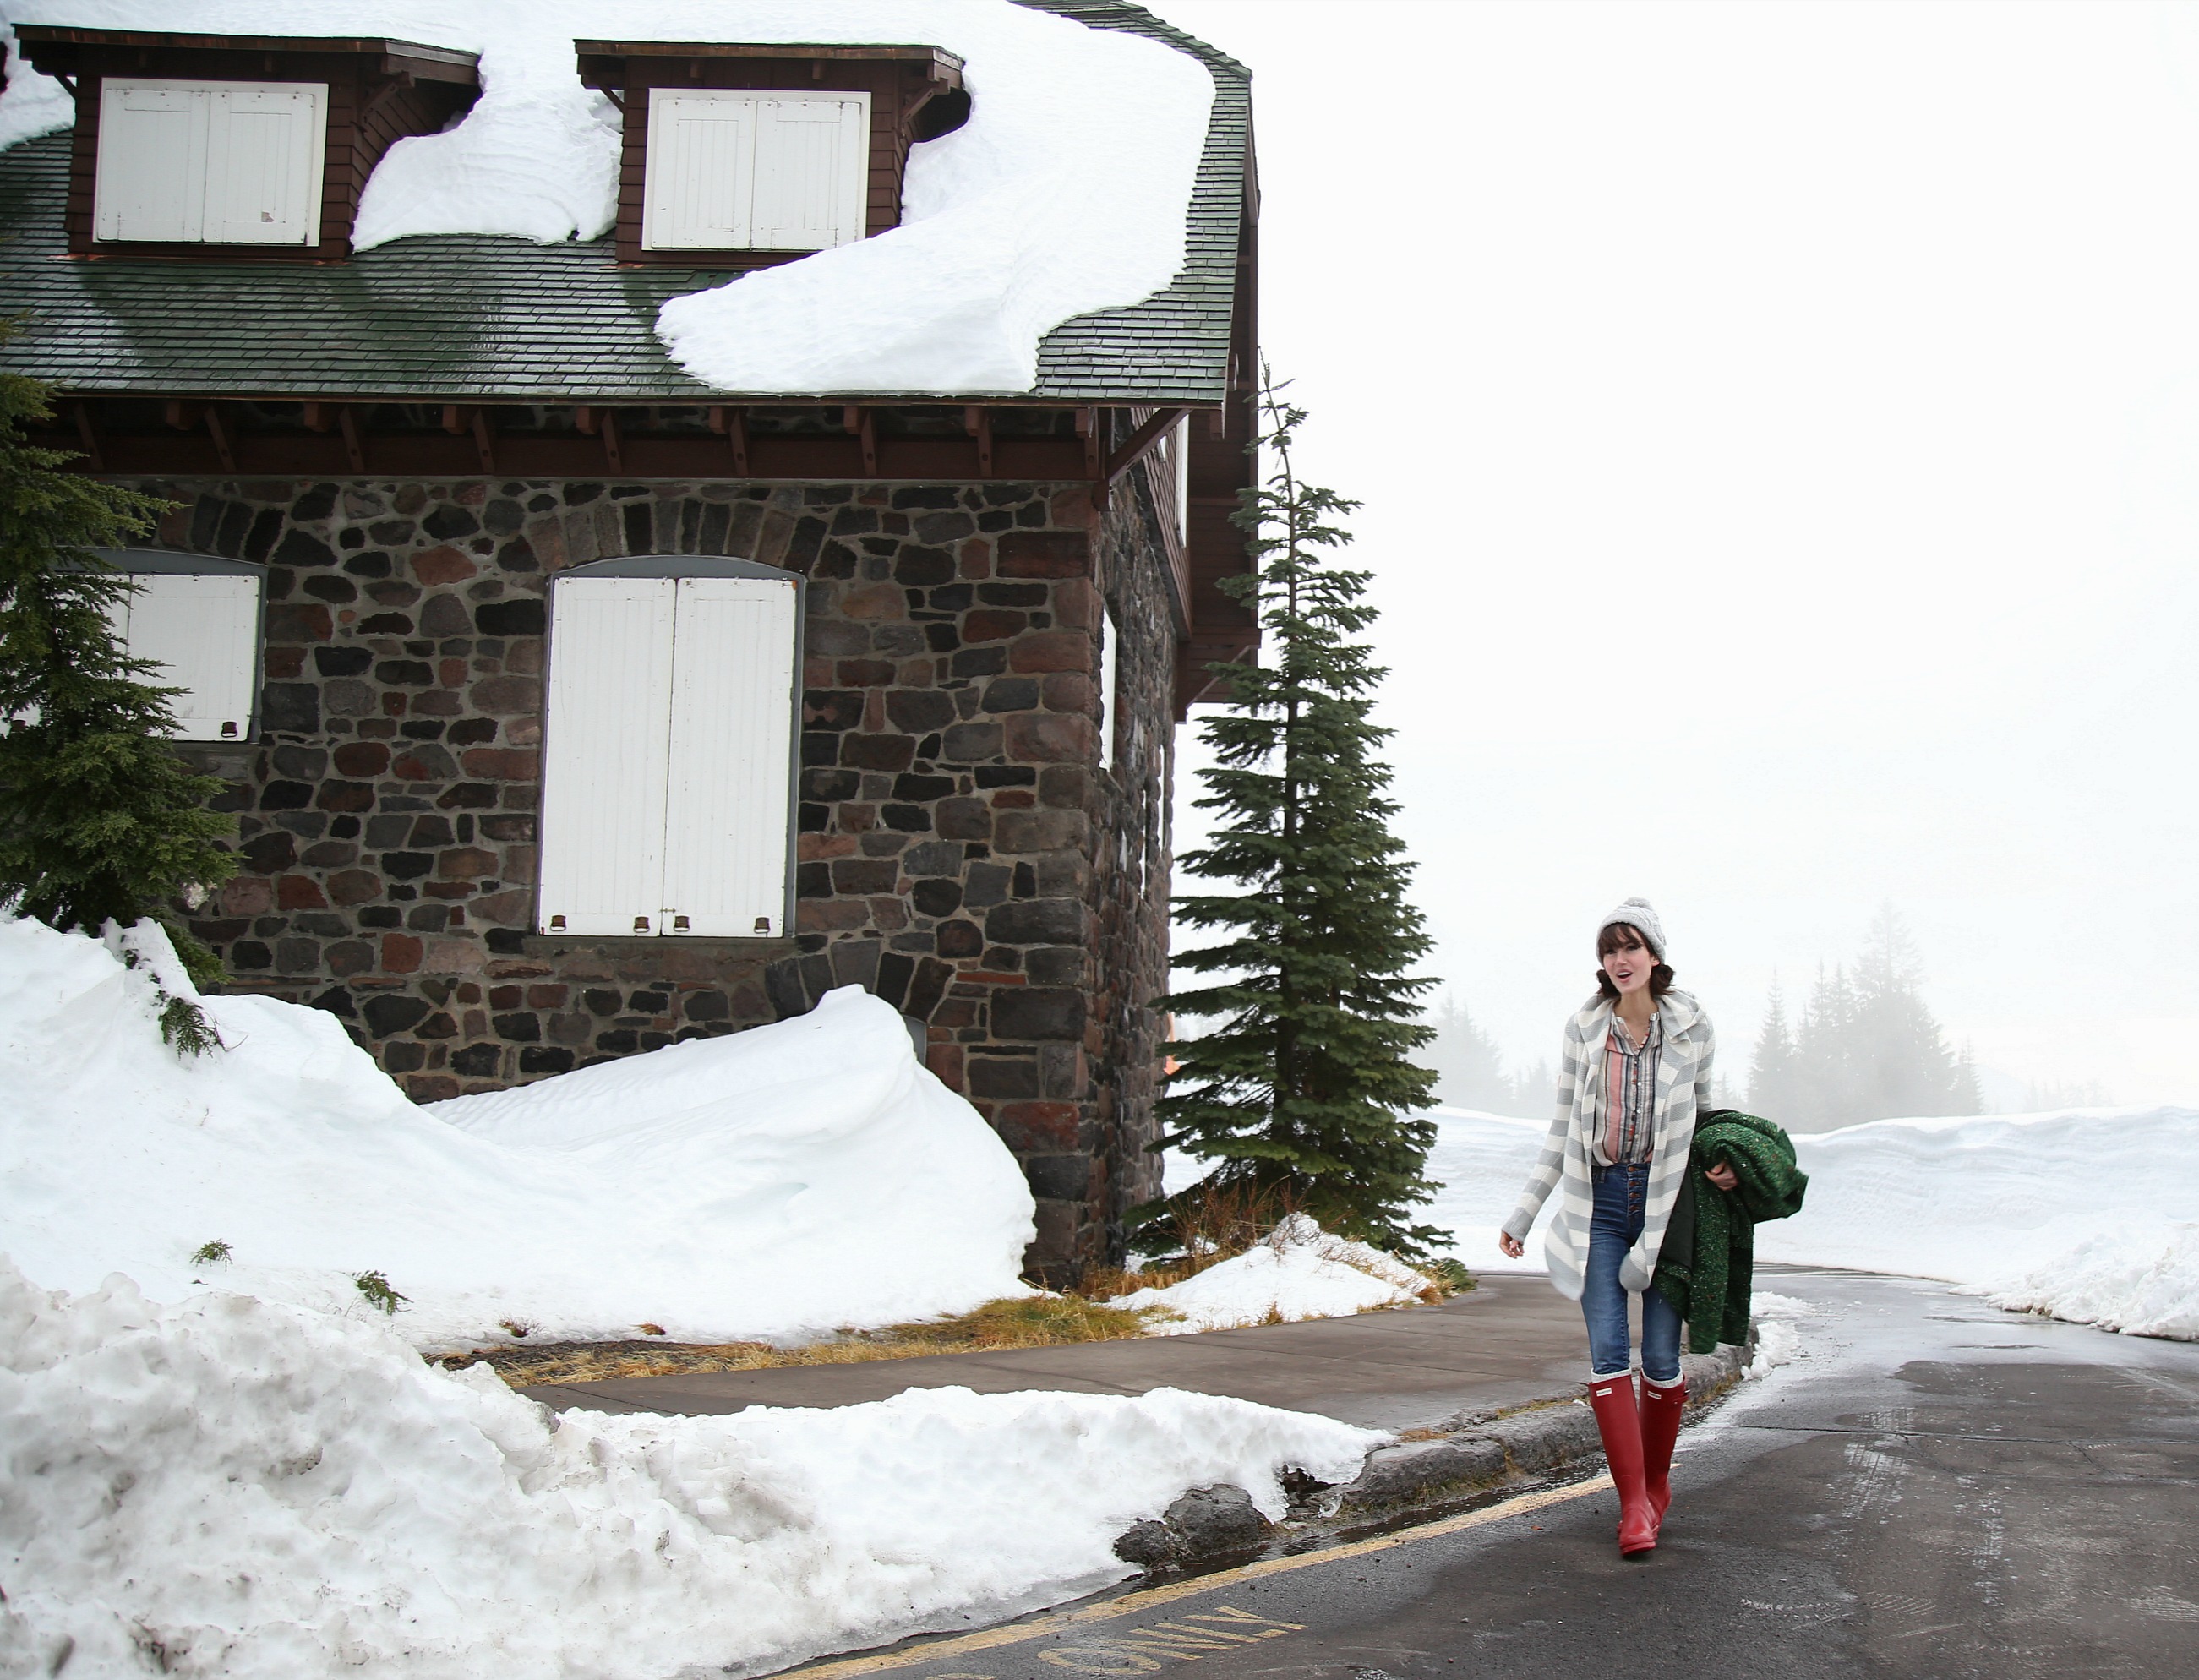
[{"xmin": 138, "ymin": 472, "xmax": 1176, "ymax": 1276}]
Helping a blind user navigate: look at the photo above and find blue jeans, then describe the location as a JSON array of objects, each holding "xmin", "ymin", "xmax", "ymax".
[{"xmin": 1582, "ymin": 1162, "xmax": 1683, "ymax": 1383}]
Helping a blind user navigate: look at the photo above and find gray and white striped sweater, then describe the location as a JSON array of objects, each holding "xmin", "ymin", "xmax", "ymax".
[{"xmin": 1500, "ymin": 989, "xmax": 1716, "ymax": 1301}]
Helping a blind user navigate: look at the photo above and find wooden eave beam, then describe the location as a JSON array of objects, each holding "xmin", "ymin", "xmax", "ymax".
[{"xmin": 1104, "ymin": 405, "xmax": 1193, "ymax": 487}]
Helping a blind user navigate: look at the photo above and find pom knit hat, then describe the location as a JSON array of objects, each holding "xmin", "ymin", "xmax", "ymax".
[{"xmin": 1597, "ymin": 897, "xmax": 1667, "ymax": 962}]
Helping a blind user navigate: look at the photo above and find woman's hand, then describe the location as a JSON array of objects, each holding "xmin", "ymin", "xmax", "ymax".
[
  {"xmin": 1705, "ymin": 1162, "xmax": 1738, "ymax": 1192},
  {"xmin": 1498, "ymin": 1231, "xmax": 1525, "ymax": 1259}
]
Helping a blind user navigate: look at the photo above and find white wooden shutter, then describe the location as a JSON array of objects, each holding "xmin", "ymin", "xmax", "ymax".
[
  {"xmin": 95, "ymin": 83, "xmax": 209, "ymax": 242},
  {"xmin": 537, "ymin": 579, "xmax": 677, "ymax": 936},
  {"xmin": 642, "ymin": 90, "xmax": 868, "ymax": 251},
  {"xmin": 642, "ymin": 90, "xmax": 757, "ymax": 250},
  {"xmin": 751, "ymin": 96, "xmax": 870, "ymax": 250},
  {"xmin": 117, "ymin": 573, "xmax": 263, "ymax": 741},
  {"xmin": 204, "ymin": 84, "xmax": 325, "ymax": 245},
  {"xmin": 659, "ymin": 575, "xmax": 799, "ymax": 937},
  {"xmin": 94, "ymin": 79, "xmax": 324, "ymax": 246}
]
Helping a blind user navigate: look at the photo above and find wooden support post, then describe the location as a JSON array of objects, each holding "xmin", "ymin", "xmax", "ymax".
[
  {"xmin": 203, "ymin": 404, "xmax": 237, "ymax": 473},
  {"xmin": 1076, "ymin": 407, "xmax": 1101, "ymax": 477},
  {"xmin": 441, "ymin": 404, "xmax": 467, "ymax": 435},
  {"xmin": 843, "ymin": 405, "xmax": 877, "ymax": 476},
  {"xmin": 1104, "ymin": 405, "xmax": 1192, "ymax": 486},
  {"xmin": 337, "ymin": 405, "xmax": 367, "ymax": 472},
  {"xmin": 963, "ymin": 405, "xmax": 993, "ymax": 476},
  {"xmin": 600, "ymin": 408, "xmax": 624, "ymax": 473},
  {"xmin": 470, "ymin": 407, "xmax": 497, "ymax": 475},
  {"xmin": 69, "ymin": 401, "xmax": 103, "ymax": 472},
  {"xmin": 302, "ymin": 401, "xmax": 332, "ymax": 433},
  {"xmin": 164, "ymin": 399, "xmax": 191, "ymax": 432},
  {"xmin": 574, "ymin": 404, "xmax": 598, "ymax": 436}
]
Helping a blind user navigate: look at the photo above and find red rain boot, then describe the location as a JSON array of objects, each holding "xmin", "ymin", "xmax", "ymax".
[
  {"xmin": 1588, "ymin": 1374, "xmax": 1657, "ymax": 1557},
  {"xmin": 1638, "ymin": 1373, "xmax": 1687, "ymax": 1537}
]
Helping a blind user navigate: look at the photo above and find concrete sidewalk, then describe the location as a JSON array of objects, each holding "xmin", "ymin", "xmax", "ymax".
[{"xmin": 522, "ymin": 1274, "xmax": 1588, "ymax": 1432}]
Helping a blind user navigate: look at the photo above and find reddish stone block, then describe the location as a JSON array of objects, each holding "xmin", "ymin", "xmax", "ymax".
[
  {"xmin": 958, "ymin": 537, "xmax": 992, "ymax": 579},
  {"xmin": 997, "ymin": 532, "xmax": 1089, "ymax": 579},
  {"xmin": 438, "ymin": 657, "xmax": 468, "ymax": 689},
  {"xmin": 996, "ymin": 1099, "xmax": 1080, "ymax": 1153},
  {"xmin": 381, "ymin": 934, "xmax": 424, "ymax": 974},
  {"xmin": 327, "ymin": 870, "xmax": 382, "ymax": 905},
  {"xmin": 991, "ymin": 789, "xmax": 1035, "ymax": 809},
  {"xmin": 925, "ymin": 1044, "xmax": 966, "ymax": 1091},
  {"xmin": 797, "ymin": 899, "xmax": 870, "ymax": 933},
  {"xmin": 837, "ymin": 658, "xmax": 896, "ymax": 687},
  {"xmin": 262, "ymin": 646, "xmax": 305, "ymax": 679},
  {"xmin": 1049, "ymin": 486, "xmax": 1094, "ymax": 528},
  {"xmin": 438, "ymin": 847, "xmax": 498, "ymax": 880},
  {"xmin": 1042, "ymin": 672, "xmax": 1093, "ymax": 714},
  {"xmin": 962, "ymin": 609, "xmax": 1025, "ymax": 642},
  {"xmin": 276, "ymin": 875, "xmax": 327, "ymax": 910},
  {"xmin": 264, "ymin": 603, "xmax": 333, "ymax": 642},
  {"xmin": 326, "ymin": 941, "xmax": 375, "ymax": 978},
  {"xmin": 840, "ymin": 734, "xmax": 914, "ymax": 772},
  {"xmin": 489, "ymin": 985, "xmax": 522, "ymax": 1009},
  {"xmin": 315, "ymin": 780, "xmax": 375, "ymax": 813},
  {"xmin": 413, "ymin": 545, "xmax": 477, "ymax": 585},
  {"xmin": 839, "ymin": 583, "xmax": 905, "ymax": 620},
  {"xmin": 472, "ymin": 889, "xmax": 532, "ymax": 926},
  {"xmin": 527, "ymin": 984, "xmax": 568, "ymax": 1009},
  {"xmin": 797, "ymin": 834, "xmax": 861, "ymax": 860},
  {"xmin": 469, "ymin": 674, "xmax": 540, "ymax": 715},
  {"xmin": 221, "ymin": 877, "xmax": 273, "ymax": 916},
  {"xmin": 869, "ymin": 896, "xmax": 909, "ymax": 930},
  {"xmin": 460, "ymin": 748, "xmax": 540, "ymax": 780},
  {"xmin": 1011, "ymin": 631, "xmax": 1091, "ymax": 675},
  {"xmin": 1005, "ymin": 712, "xmax": 1092, "ymax": 764},
  {"xmin": 332, "ymin": 741, "xmax": 390, "ymax": 777},
  {"xmin": 1052, "ymin": 578, "xmax": 1100, "ymax": 631},
  {"xmin": 405, "ymin": 1074, "xmax": 461, "ymax": 1103}
]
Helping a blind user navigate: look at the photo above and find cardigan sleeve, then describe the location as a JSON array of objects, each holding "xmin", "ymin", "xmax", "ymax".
[{"xmin": 1501, "ymin": 1015, "xmax": 1589, "ymax": 1242}]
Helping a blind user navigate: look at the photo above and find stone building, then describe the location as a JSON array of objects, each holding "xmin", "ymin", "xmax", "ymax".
[{"xmin": 1, "ymin": 2, "xmax": 1257, "ymax": 1278}]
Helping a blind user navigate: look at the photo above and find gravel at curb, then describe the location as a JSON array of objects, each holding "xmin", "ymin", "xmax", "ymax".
[{"xmin": 1114, "ymin": 1336, "xmax": 1755, "ymax": 1579}]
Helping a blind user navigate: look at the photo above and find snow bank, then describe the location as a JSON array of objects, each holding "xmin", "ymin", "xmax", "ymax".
[
  {"xmin": 0, "ymin": 1260, "xmax": 1383, "ymax": 1680},
  {"xmin": 0, "ymin": 914, "xmax": 1033, "ymax": 1347},
  {"xmin": 1110, "ymin": 1214, "xmax": 1429, "ymax": 1335},
  {"xmin": 1987, "ymin": 1221, "xmax": 2199, "ymax": 1340},
  {"xmin": 0, "ymin": 1, "xmax": 1214, "ymax": 393},
  {"xmin": 1742, "ymin": 1290, "xmax": 1814, "ymax": 1379},
  {"xmin": 1429, "ymin": 1102, "xmax": 2199, "ymax": 1340}
]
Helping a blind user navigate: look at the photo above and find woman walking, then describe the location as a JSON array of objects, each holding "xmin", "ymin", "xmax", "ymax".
[{"xmin": 1497, "ymin": 898, "xmax": 1731, "ymax": 1557}]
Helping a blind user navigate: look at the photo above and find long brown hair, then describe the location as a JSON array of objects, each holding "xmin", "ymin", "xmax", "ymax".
[{"xmin": 1596, "ymin": 921, "xmax": 1674, "ymax": 1000}]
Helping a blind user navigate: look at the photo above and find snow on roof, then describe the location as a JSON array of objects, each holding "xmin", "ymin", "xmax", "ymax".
[{"xmin": 0, "ymin": 1, "xmax": 1215, "ymax": 395}]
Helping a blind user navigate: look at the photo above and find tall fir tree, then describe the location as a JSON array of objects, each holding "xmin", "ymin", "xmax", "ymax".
[
  {"xmin": 0, "ymin": 343, "xmax": 236, "ymax": 995},
  {"xmin": 1153, "ymin": 369, "xmax": 1441, "ymax": 1255},
  {"xmin": 1749, "ymin": 976, "xmax": 1798, "ymax": 1117}
]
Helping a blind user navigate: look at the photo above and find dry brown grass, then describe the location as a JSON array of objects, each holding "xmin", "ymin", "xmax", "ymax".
[{"xmin": 442, "ymin": 1185, "xmax": 1471, "ymax": 1390}]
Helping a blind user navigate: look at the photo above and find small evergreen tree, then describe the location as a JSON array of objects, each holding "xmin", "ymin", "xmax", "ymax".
[
  {"xmin": 1151, "ymin": 368, "xmax": 1441, "ymax": 1255},
  {"xmin": 0, "ymin": 342, "xmax": 235, "ymax": 1011}
]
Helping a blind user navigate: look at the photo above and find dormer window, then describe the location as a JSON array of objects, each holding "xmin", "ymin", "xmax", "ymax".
[
  {"xmin": 641, "ymin": 90, "xmax": 870, "ymax": 253},
  {"xmin": 14, "ymin": 25, "xmax": 479, "ymax": 261},
  {"xmin": 576, "ymin": 41, "xmax": 966, "ymax": 270},
  {"xmin": 95, "ymin": 80, "xmax": 327, "ymax": 246}
]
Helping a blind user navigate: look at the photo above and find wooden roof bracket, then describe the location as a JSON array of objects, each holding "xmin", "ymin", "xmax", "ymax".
[
  {"xmin": 202, "ymin": 403, "xmax": 236, "ymax": 473},
  {"xmin": 69, "ymin": 400, "xmax": 102, "ymax": 471},
  {"xmin": 708, "ymin": 405, "xmax": 750, "ymax": 474},
  {"xmin": 843, "ymin": 405, "xmax": 878, "ymax": 476},
  {"xmin": 963, "ymin": 406, "xmax": 993, "ymax": 476},
  {"xmin": 1104, "ymin": 405, "xmax": 1192, "ymax": 486}
]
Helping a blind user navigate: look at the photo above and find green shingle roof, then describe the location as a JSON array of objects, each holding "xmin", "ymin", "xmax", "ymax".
[{"xmin": 0, "ymin": 1, "xmax": 1248, "ymax": 405}]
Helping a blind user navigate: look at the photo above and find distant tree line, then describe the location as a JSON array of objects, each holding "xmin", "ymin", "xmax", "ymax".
[
  {"xmin": 1748, "ymin": 905, "xmax": 1981, "ymax": 1131},
  {"xmin": 1421, "ymin": 998, "xmax": 1557, "ymax": 1117}
]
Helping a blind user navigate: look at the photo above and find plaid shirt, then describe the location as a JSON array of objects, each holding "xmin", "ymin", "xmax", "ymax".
[{"xmin": 1595, "ymin": 1011, "xmax": 1662, "ymax": 1166}]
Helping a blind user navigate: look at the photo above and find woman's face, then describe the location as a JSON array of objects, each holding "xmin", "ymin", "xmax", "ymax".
[{"xmin": 1602, "ymin": 930, "xmax": 1656, "ymax": 997}]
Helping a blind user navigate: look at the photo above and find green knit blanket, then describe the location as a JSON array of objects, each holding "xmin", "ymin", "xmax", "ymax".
[{"xmin": 1652, "ymin": 1109, "xmax": 1809, "ymax": 1355}]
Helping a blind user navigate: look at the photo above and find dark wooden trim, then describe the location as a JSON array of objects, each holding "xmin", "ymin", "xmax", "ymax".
[{"xmin": 1105, "ymin": 405, "xmax": 1192, "ymax": 485}]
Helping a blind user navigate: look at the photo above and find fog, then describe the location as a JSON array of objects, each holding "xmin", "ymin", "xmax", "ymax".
[{"xmin": 1155, "ymin": 0, "xmax": 2199, "ymax": 1108}]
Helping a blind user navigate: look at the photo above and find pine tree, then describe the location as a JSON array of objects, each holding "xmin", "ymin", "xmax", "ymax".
[
  {"xmin": 0, "ymin": 345, "xmax": 236, "ymax": 1008},
  {"xmin": 1749, "ymin": 977, "xmax": 1798, "ymax": 1118},
  {"xmin": 1426, "ymin": 993, "xmax": 1511, "ymax": 1111},
  {"xmin": 1152, "ymin": 368, "xmax": 1441, "ymax": 1255}
]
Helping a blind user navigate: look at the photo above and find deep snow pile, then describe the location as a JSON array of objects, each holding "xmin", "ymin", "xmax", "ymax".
[
  {"xmin": 1110, "ymin": 1214, "xmax": 1429, "ymax": 1335},
  {"xmin": 0, "ymin": 1262, "xmax": 1383, "ymax": 1680},
  {"xmin": 0, "ymin": 914, "xmax": 1033, "ymax": 1347},
  {"xmin": 0, "ymin": 3, "xmax": 1214, "ymax": 392},
  {"xmin": 1985, "ymin": 1221, "xmax": 2199, "ymax": 1340}
]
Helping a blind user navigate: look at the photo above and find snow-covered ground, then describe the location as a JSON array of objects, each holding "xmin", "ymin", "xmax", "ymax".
[
  {"xmin": 0, "ymin": 3, "xmax": 1214, "ymax": 392},
  {"xmin": 1410, "ymin": 1103, "xmax": 2199, "ymax": 1341},
  {"xmin": 0, "ymin": 915, "xmax": 1034, "ymax": 1348},
  {"xmin": 0, "ymin": 1261, "xmax": 1382, "ymax": 1680},
  {"xmin": 1107, "ymin": 1213, "xmax": 1430, "ymax": 1334}
]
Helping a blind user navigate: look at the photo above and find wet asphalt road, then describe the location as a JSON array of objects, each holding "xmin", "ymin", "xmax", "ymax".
[{"xmin": 788, "ymin": 1269, "xmax": 2199, "ymax": 1680}]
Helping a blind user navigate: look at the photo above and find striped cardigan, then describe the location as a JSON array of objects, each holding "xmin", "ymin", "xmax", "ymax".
[{"xmin": 1500, "ymin": 989, "xmax": 1716, "ymax": 1301}]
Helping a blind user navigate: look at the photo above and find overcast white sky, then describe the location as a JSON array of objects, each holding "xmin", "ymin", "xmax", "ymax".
[{"xmin": 1153, "ymin": 0, "xmax": 2199, "ymax": 1108}]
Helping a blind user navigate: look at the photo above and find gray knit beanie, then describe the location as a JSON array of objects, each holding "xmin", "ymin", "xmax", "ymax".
[{"xmin": 1596, "ymin": 897, "xmax": 1667, "ymax": 962}]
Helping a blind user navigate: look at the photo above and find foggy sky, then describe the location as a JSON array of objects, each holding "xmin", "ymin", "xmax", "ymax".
[{"xmin": 1154, "ymin": 0, "xmax": 2199, "ymax": 1107}]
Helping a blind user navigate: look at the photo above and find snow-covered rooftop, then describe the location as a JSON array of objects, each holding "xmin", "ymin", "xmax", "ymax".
[{"xmin": 0, "ymin": 1, "xmax": 1225, "ymax": 395}]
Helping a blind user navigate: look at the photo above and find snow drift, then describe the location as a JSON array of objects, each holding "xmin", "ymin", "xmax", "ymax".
[
  {"xmin": 0, "ymin": 2, "xmax": 1215, "ymax": 392},
  {"xmin": 0, "ymin": 914, "xmax": 1033, "ymax": 1347},
  {"xmin": 0, "ymin": 1261, "xmax": 1383, "ymax": 1680},
  {"xmin": 1109, "ymin": 1213, "xmax": 1430, "ymax": 1335},
  {"xmin": 1424, "ymin": 1103, "xmax": 2199, "ymax": 1340}
]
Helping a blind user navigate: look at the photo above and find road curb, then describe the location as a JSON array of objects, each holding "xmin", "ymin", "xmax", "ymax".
[{"xmin": 1114, "ymin": 1334, "xmax": 1755, "ymax": 1578}]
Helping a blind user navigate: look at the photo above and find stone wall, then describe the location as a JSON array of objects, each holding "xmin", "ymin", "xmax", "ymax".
[{"xmin": 136, "ymin": 471, "xmax": 1176, "ymax": 1277}]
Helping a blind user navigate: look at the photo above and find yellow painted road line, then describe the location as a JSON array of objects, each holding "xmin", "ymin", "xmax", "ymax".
[{"xmin": 778, "ymin": 1475, "xmax": 1610, "ymax": 1680}]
